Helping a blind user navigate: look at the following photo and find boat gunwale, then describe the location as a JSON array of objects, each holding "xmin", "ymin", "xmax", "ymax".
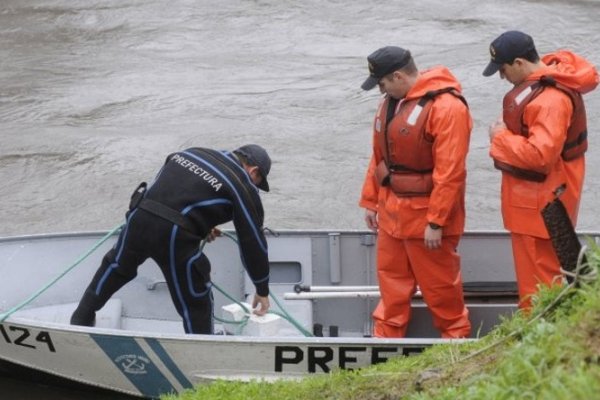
[
  {"xmin": 2, "ymin": 228, "xmax": 600, "ymax": 243},
  {"xmin": 2, "ymin": 316, "xmax": 469, "ymax": 346}
]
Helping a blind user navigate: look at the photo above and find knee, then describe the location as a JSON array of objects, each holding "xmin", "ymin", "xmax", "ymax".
[{"xmin": 193, "ymin": 255, "xmax": 211, "ymax": 282}]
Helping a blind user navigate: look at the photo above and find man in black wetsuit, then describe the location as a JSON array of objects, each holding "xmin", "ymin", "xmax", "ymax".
[{"xmin": 70, "ymin": 144, "xmax": 272, "ymax": 334}]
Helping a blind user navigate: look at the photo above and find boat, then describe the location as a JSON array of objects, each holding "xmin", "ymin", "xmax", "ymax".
[{"xmin": 0, "ymin": 228, "xmax": 563, "ymax": 399}]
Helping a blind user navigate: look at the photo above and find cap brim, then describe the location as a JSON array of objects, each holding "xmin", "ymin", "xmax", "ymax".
[
  {"xmin": 482, "ymin": 61, "xmax": 501, "ymax": 77},
  {"xmin": 257, "ymin": 178, "xmax": 269, "ymax": 192},
  {"xmin": 361, "ymin": 76, "xmax": 378, "ymax": 91}
]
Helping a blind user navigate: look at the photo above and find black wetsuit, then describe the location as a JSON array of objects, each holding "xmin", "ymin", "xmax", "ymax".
[{"xmin": 71, "ymin": 147, "xmax": 269, "ymax": 334}]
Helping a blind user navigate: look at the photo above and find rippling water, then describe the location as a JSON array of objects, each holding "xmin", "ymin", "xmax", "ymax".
[
  {"xmin": 1, "ymin": 0, "xmax": 600, "ymax": 397},
  {"xmin": 1, "ymin": 0, "xmax": 600, "ymax": 237}
]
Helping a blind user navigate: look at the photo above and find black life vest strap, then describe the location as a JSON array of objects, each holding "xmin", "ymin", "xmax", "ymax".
[
  {"xmin": 493, "ymin": 159, "xmax": 547, "ymax": 182},
  {"xmin": 418, "ymin": 88, "xmax": 469, "ymax": 108},
  {"xmin": 563, "ymin": 129, "xmax": 588, "ymax": 151},
  {"xmin": 388, "ymin": 163, "xmax": 434, "ymax": 174}
]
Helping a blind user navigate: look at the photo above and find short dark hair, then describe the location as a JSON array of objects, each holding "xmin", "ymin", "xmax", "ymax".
[
  {"xmin": 400, "ymin": 57, "xmax": 418, "ymax": 75},
  {"xmin": 235, "ymin": 151, "xmax": 251, "ymax": 166}
]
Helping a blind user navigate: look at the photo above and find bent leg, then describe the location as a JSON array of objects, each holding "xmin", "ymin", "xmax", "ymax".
[
  {"xmin": 155, "ymin": 229, "xmax": 213, "ymax": 334},
  {"xmin": 408, "ymin": 236, "xmax": 471, "ymax": 338},
  {"xmin": 71, "ymin": 228, "xmax": 146, "ymax": 326}
]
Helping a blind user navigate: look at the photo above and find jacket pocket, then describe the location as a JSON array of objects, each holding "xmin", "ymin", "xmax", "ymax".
[{"xmin": 507, "ymin": 179, "xmax": 538, "ymax": 209}]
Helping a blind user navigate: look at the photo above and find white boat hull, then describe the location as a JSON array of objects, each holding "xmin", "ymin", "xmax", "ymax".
[{"xmin": 1, "ymin": 318, "xmax": 447, "ymax": 398}]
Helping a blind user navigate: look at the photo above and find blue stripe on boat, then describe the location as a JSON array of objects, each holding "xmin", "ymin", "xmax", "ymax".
[
  {"xmin": 91, "ymin": 334, "xmax": 177, "ymax": 398},
  {"xmin": 145, "ymin": 338, "xmax": 193, "ymax": 389}
]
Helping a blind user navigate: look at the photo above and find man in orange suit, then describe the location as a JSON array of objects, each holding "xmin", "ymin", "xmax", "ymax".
[
  {"xmin": 359, "ymin": 46, "xmax": 472, "ymax": 338},
  {"xmin": 483, "ymin": 31, "xmax": 599, "ymax": 309}
]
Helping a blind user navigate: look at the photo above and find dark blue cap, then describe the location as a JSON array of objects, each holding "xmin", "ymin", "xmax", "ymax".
[
  {"xmin": 361, "ymin": 46, "xmax": 412, "ymax": 90},
  {"xmin": 235, "ymin": 144, "xmax": 271, "ymax": 192},
  {"xmin": 483, "ymin": 31, "xmax": 536, "ymax": 76}
]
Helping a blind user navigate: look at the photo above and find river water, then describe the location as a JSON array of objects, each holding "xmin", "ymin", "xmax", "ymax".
[{"xmin": 1, "ymin": 0, "xmax": 600, "ymax": 398}]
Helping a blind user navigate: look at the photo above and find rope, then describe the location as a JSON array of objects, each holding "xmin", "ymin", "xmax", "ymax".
[
  {"xmin": 269, "ymin": 291, "xmax": 314, "ymax": 337},
  {"xmin": 205, "ymin": 231, "xmax": 314, "ymax": 337},
  {"xmin": 0, "ymin": 224, "xmax": 123, "ymax": 323}
]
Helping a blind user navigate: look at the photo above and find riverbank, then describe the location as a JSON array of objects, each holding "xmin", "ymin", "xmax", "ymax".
[{"xmin": 163, "ymin": 242, "xmax": 600, "ymax": 400}]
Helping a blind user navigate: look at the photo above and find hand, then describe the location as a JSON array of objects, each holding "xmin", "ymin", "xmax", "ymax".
[
  {"xmin": 365, "ymin": 209, "xmax": 378, "ymax": 232},
  {"xmin": 205, "ymin": 228, "xmax": 222, "ymax": 243},
  {"xmin": 489, "ymin": 115, "xmax": 506, "ymax": 142},
  {"xmin": 252, "ymin": 294, "xmax": 270, "ymax": 316},
  {"xmin": 424, "ymin": 225, "xmax": 442, "ymax": 250}
]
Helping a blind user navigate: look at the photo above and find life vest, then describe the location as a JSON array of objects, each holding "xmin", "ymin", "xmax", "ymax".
[
  {"xmin": 497, "ymin": 76, "xmax": 588, "ymax": 181},
  {"xmin": 375, "ymin": 88, "xmax": 467, "ymax": 196}
]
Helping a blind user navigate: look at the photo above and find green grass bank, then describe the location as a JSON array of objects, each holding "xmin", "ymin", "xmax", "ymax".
[{"xmin": 163, "ymin": 241, "xmax": 600, "ymax": 400}]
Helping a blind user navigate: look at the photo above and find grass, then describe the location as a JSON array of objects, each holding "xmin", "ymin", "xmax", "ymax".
[{"xmin": 163, "ymin": 241, "xmax": 600, "ymax": 400}]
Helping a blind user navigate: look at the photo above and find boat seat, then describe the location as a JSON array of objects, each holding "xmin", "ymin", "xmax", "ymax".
[{"xmin": 10, "ymin": 299, "xmax": 123, "ymax": 330}]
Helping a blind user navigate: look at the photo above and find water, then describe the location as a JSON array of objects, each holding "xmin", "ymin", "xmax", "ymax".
[{"xmin": 1, "ymin": 0, "xmax": 600, "ymax": 397}]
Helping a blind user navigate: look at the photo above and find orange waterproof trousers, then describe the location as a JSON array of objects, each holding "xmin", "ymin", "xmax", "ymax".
[
  {"xmin": 511, "ymin": 233, "xmax": 564, "ymax": 309},
  {"xmin": 372, "ymin": 229, "xmax": 471, "ymax": 338}
]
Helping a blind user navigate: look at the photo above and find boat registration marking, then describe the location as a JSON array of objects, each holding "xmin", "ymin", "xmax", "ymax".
[
  {"xmin": 274, "ymin": 345, "xmax": 424, "ymax": 373},
  {"xmin": 0, "ymin": 324, "xmax": 56, "ymax": 353}
]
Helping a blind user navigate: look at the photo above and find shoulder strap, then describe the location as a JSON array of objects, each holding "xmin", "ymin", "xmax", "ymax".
[{"xmin": 418, "ymin": 87, "xmax": 468, "ymax": 108}]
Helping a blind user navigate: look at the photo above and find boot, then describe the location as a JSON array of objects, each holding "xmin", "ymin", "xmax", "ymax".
[
  {"xmin": 70, "ymin": 290, "xmax": 102, "ymax": 326},
  {"xmin": 70, "ymin": 305, "xmax": 96, "ymax": 326}
]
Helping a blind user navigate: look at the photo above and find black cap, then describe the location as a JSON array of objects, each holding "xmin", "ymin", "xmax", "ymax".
[
  {"xmin": 235, "ymin": 144, "xmax": 271, "ymax": 192},
  {"xmin": 483, "ymin": 31, "xmax": 536, "ymax": 76},
  {"xmin": 361, "ymin": 46, "xmax": 412, "ymax": 90}
]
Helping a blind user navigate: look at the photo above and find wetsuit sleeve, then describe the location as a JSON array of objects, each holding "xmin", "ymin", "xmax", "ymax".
[
  {"xmin": 490, "ymin": 88, "xmax": 572, "ymax": 174},
  {"xmin": 232, "ymin": 198, "xmax": 270, "ymax": 297},
  {"xmin": 426, "ymin": 94, "xmax": 472, "ymax": 226}
]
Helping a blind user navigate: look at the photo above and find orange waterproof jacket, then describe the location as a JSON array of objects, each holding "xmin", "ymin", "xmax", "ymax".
[
  {"xmin": 490, "ymin": 51, "xmax": 599, "ymax": 238},
  {"xmin": 359, "ymin": 66, "xmax": 473, "ymax": 239}
]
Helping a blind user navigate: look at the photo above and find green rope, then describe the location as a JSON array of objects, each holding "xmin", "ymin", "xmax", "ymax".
[
  {"xmin": 211, "ymin": 282, "xmax": 251, "ymax": 335},
  {"xmin": 269, "ymin": 291, "xmax": 314, "ymax": 337},
  {"xmin": 206, "ymin": 231, "xmax": 314, "ymax": 337},
  {"xmin": 0, "ymin": 224, "xmax": 124, "ymax": 323}
]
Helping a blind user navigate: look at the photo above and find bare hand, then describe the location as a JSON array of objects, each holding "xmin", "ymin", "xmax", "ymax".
[
  {"xmin": 205, "ymin": 228, "xmax": 222, "ymax": 243},
  {"xmin": 489, "ymin": 115, "xmax": 506, "ymax": 142},
  {"xmin": 365, "ymin": 209, "xmax": 378, "ymax": 232},
  {"xmin": 252, "ymin": 294, "xmax": 270, "ymax": 316},
  {"xmin": 424, "ymin": 225, "xmax": 442, "ymax": 250}
]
